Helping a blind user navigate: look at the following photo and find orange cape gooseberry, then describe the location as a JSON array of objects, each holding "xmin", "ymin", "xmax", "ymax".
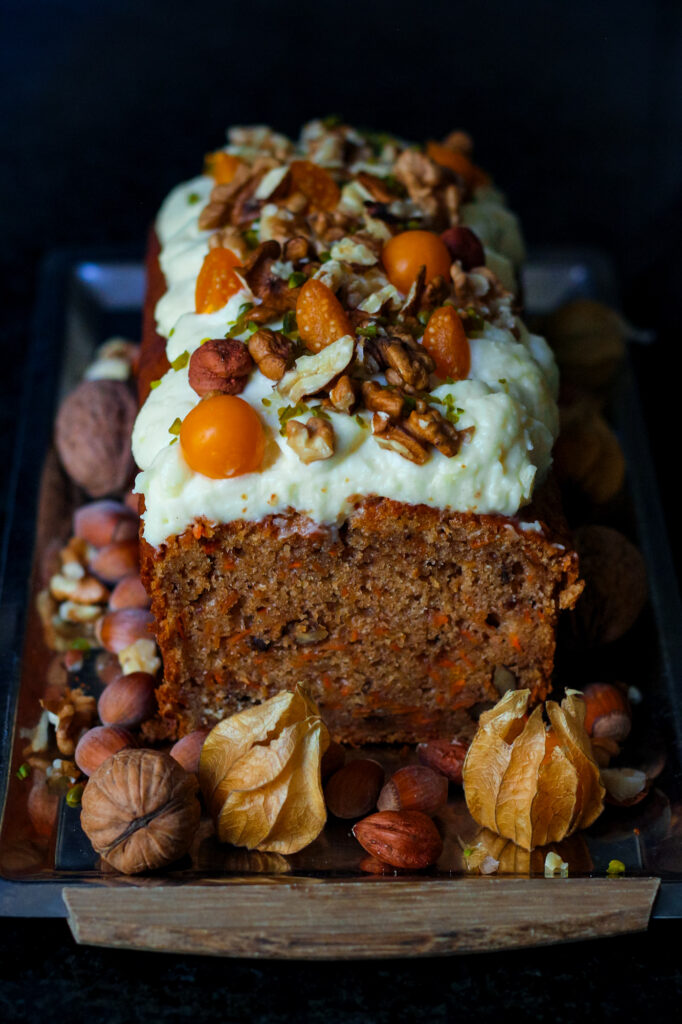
[
  {"xmin": 381, "ymin": 230, "xmax": 452, "ymax": 294},
  {"xmin": 296, "ymin": 278, "xmax": 352, "ymax": 354},
  {"xmin": 421, "ymin": 305, "xmax": 471, "ymax": 380},
  {"xmin": 195, "ymin": 248, "xmax": 243, "ymax": 314},
  {"xmin": 426, "ymin": 141, "xmax": 491, "ymax": 189},
  {"xmin": 204, "ymin": 151, "xmax": 243, "ymax": 185},
  {"xmin": 180, "ymin": 395, "xmax": 265, "ymax": 479}
]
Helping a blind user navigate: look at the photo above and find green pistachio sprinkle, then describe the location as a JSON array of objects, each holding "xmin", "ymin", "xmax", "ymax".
[
  {"xmin": 171, "ymin": 350, "xmax": 190, "ymax": 371},
  {"xmin": 261, "ymin": 398, "xmax": 271, "ymax": 407},
  {"xmin": 168, "ymin": 417, "xmax": 182, "ymax": 436},
  {"xmin": 282, "ymin": 310, "xmax": 297, "ymax": 334},
  {"xmin": 288, "ymin": 271, "xmax": 307, "ymax": 289},
  {"xmin": 187, "ymin": 192, "xmax": 200, "ymax": 205},
  {"xmin": 607, "ymin": 859, "xmax": 626, "ymax": 876},
  {"xmin": 357, "ymin": 323, "xmax": 378, "ymax": 339},
  {"xmin": 354, "ymin": 414, "xmax": 369, "ymax": 429},
  {"xmin": 149, "ymin": 379, "xmax": 161, "ymax": 390},
  {"xmin": 69, "ymin": 638, "xmax": 92, "ymax": 651},
  {"xmin": 66, "ymin": 783, "xmax": 85, "ymax": 808},
  {"xmin": 244, "ymin": 229, "xmax": 259, "ymax": 249},
  {"xmin": 319, "ymin": 251, "xmax": 332, "ymax": 263},
  {"xmin": 278, "ymin": 402, "xmax": 310, "ymax": 434},
  {"xmin": 16, "ymin": 763, "xmax": 31, "ymax": 781},
  {"xmin": 169, "ymin": 327, "xmax": 175, "ymax": 337}
]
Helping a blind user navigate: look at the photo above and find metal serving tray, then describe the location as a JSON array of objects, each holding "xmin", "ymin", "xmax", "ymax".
[{"xmin": 0, "ymin": 247, "xmax": 680, "ymax": 953}]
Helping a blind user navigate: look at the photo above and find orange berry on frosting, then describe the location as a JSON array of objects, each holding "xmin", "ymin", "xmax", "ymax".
[
  {"xmin": 381, "ymin": 230, "xmax": 452, "ymax": 294},
  {"xmin": 296, "ymin": 278, "xmax": 352, "ymax": 354},
  {"xmin": 180, "ymin": 395, "xmax": 265, "ymax": 479},
  {"xmin": 195, "ymin": 248, "xmax": 243, "ymax": 314},
  {"xmin": 421, "ymin": 306, "xmax": 470, "ymax": 381}
]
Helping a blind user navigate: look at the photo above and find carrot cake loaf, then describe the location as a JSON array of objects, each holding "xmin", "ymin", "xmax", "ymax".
[{"xmin": 132, "ymin": 119, "xmax": 582, "ymax": 744}]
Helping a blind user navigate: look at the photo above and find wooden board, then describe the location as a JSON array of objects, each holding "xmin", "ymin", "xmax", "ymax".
[{"xmin": 63, "ymin": 877, "xmax": 660, "ymax": 959}]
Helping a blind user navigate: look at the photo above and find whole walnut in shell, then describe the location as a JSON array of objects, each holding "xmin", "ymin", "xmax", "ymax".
[
  {"xmin": 572, "ymin": 525, "xmax": 648, "ymax": 646},
  {"xmin": 80, "ymin": 748, "xmax": 201, "ymax": 874},
  {"xmin": 55, "ymin": 379, "xmax": 137, "ymax": 497}
]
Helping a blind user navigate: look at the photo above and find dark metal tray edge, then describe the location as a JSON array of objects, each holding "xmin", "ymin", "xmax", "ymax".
[{"xmin": 1, "ymin": 247, "xmax": 681, "ymax": 919}]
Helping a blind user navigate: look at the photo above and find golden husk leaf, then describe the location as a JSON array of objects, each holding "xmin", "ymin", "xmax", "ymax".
[
  {"xmin": 463, "ymin": 689, "xmax": 605, "ymax": 851},
  {"xmin": 199, "ymin": 685, "xmax": 330, "ymax": 854}
]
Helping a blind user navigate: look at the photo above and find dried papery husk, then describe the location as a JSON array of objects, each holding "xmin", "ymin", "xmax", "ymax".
[
  {"xmin": 463, "ymin": 689, "xmax": 605, "ymax": 851},
  {"xmin": 462, "ymin": 689, "xmax": 531, "ymax": 832},
  {"xmin": 546, "ymin": 694, "xmax": 605, "ymax": 830},
  {"xmin": 494, "ymin": 705, "xmax": 546, "ymax": 850},
  {"xmin": 199, "ymin": 685, "xmax": 329, "ymax": 854}
]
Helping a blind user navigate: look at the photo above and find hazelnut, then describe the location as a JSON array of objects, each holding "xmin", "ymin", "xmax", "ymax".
[
  {"xmin": 417, "ymin": 739, "xmax": 469, "ymax": 783},
  {"xmin": 90, "ymin": 539, "xmax": 139, "ymax": 584},
  {"xmin": 377, "ymin": 765, "xmax": 448, "ymax": 816},
  {"xmin": 94, "ymin": 650, "xmax": 124, "ymax": 687},
  {"xmin": 75, "ymin": 725, "xmax": 136, "ymax": 776},
  {"xmin": 440, "ymin": 226, "xmax": 485, "ymax": 270},
  {"xmin": 98, "ymin": 672, "xmax": 157, "ymax": 728},
  {"xmin": 320, "ymin": 739, "xmax": 346, "ymax": 781},
  {"xmin": 109, "ymin": 574, "xmax": 150, "ymax": 611},
  {"xmin": 583, "ymin": 682, "xmax": 631, "ymax": 743},
  {"xmin": 353, "ymin": 810, "xmax": 443, "ymax": 869},
  {"xmin": 73, "ymin": 500, "xmax": 138, "ymax": 547},
  {"xmin": 170, "ymin": 730, "xmax": 210, "ymax": 774},
  {"xmin": 324, "ymin": 758, "xmax": 384, "ymax": 819},
  {"xmin": 572, "ymin": 526, "xmax": 647, "ymax": 647},
  {"xmin": 188, "ymin": 339, "xmax": 253, "ymax": 397},
  {"xmin": 55, "ymin": 379, "xmax": 137, "ymax": 497},
  {"xmin": 96, "ymin": 608, "xmax": 155, "ymax": 653},
  {"xmin": 80, "ymin": 749, "xmax": 201, "ymax": 874}
]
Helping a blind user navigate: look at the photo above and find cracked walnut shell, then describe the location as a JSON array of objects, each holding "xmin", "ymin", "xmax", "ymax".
[
  {"xmin": 462, "ymin": 689, "xmax": 604, "ymax": 851},
  {"xmin": 80, "ymin": 748, "xmax": 201, "ymax": 874},
  {"xmin": 199, "ymin": 685, "xmax": 329, "ymax": 854}
]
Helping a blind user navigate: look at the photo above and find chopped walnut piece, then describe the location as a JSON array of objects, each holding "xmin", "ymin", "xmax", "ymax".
[
  {"xmin": 355, "ymin": 172, "xmax": 399, "ymax": 203},
  {"xmin": 41, "ymin": 686, "xmax": 97, "ymax": 757},
  {"xmin": 381, "ymin": 336, "xmax": 434, "ymax": 391},
  {"xmin": 422, "ymin": 274, "xmax": 449, "ymax": 307},
  {"xmin": 361, "ymin": 381, "xmax": 404, "ymax": 419},
  {"xmin": 278, "ymin": 334, "xmax": 355, "ymax": 404},
  {"xmin": 405, "ymin": 407, "xmax": 462, "ymax": 457},
  {"xmin": 400, "ymin": 265, "xmax": 426, "ymax": 318},
  {"xmin": 372, "ymin": 414, "xmax": 428, "ymax": 465},
  {"xmin": 285, "ymin": 417, "xmax": 335, "ymax": 464},
  {"xmin": 284, "ymin": 235, "xmax": 314, "ymax": 263},
  {"xmin": 328, "ymin": 374, "xmax": 358, "ymax": 414},
  {"xmin": 248, "ymin": 329, "xmax": 296, "ymax": 381},
  {"xmin": 208, "ymin": 227, "xmax": 249, "ymax": 260},
  {"xmin": 49, "ymin": 572, "xmax": 109, "ymax": 605},
  {"xmin": 393, "ymin": 149, "xmax": 462, "ymax": 228},
  {"xmin": 198, "ymin": 164, "xmax": 253, "ymax": 230}
]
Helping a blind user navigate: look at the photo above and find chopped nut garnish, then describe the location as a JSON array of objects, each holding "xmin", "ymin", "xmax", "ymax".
[
  {"xmin": 405, "ymin": 406, "xmax": 461, "ymax": 457},
  {"xmin": 285, "ymin": 417, "xmax": 335, "ymax": 464},
  {"xmin": 372, "ymin": 414, "xmax": 428, "ymax": 464},
  {"xmin": 361, "ymin": 381, "xmax": 404, "ymax": 419},
  {"xmin": 248, "ymin": 328, "xmax": 296, "ymax": 381},
  {"xmin": 278, "ymin": 334, "xmax": 354, "ymax": 404},
  {"xmin": 41, "ymin": 686, "xmax": 97, "ymax": 757},
  {"xmin": 328, "ymin": 374, "xmax": 358, "ymax": 414}
]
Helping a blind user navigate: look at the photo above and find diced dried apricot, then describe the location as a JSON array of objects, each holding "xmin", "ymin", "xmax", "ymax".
[
  {"xmin": 426, "ymin": 141, "xmax": 490, "ymax": 189},
  {"xmin": 288, "ymin": 160, "xmax": 340, "ymax": 212},
  {"xmin": 195, "ymin": 248, "xmax": 243, "ymax": 314},
  {"xmin": 296, "ymin": 279, "xmax": 352, "ymax": 353},
  {"xmin": 421, "ymin": 305, "xmax": 470, "ymax": 380},
  {"xmin": 205, "ymin": 151, "xmax": 244, "ymax": 185}
]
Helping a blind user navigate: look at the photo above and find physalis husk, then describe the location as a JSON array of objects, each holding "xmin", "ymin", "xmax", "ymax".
[{"xmin": 199, "ymin": 685, "xmax": 329, "ymax": 854}]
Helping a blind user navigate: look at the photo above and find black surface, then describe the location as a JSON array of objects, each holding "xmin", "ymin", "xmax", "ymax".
[{"xmin": 2, "ymin": 0, "xmax": 682, "ymax": 1016}]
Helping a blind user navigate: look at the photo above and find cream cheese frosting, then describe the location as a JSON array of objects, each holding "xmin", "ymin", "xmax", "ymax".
[{"xmin": 133, "ymin": 123, "xmax": 558, "ymax": 547}]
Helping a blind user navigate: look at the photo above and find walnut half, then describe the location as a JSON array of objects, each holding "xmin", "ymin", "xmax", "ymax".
[{"xmin": 285, "ymin": 417, "xmax": 335, "ymax": 464}]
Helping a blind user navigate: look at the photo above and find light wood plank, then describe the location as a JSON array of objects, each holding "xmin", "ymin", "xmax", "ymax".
[{"xmin": 63, "ymin": 877, "xmax": 660, "ymax": 959}]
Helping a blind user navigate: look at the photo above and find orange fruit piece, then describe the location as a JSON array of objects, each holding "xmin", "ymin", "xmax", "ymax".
[
  {"xmin": 195, "ymin": 248, "xmax": 243, "ymax": 314},
  {"xmin": 180, "ymin": 395, "xmax": 265, "ymax": 479},
  {"xmin": 204, "ymin": 151, "xmax": 243, "ymax": 185},
  {"xmin": 426, "ymin": 141, "xmax": 490, "ymax": 189},
  {"xmin": 381, "ymin": 230, "xmax": 452, "ymax": 294},
  {"xmin": 296, "ymin": 279, "xmax": 352, "ymax": 353},
  {"xmin": 288, "ymin": 160, "xmax": 340, "ymax": 211},
  {"xmin": 421, "ymin": 305, "xmax": 471, "ymax": 380}
]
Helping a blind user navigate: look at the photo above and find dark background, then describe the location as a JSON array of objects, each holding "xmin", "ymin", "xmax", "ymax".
[{"xmin": 1, "ymin": 0, "xmax": 682, "ymax": 1019}]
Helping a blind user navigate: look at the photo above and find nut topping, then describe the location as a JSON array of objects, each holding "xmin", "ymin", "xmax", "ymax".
[
  {"xmin": 361, "ymin": 381, "xmax": 404, "ymax": 419},
  {"xmin": 188, "ymin": 339, "xmax": 254, "ymax": 397},
  {"xmin": 285, "ymin": 417, "xmax": 335, "ymax": 464},
  {"xmin": 372, "ymin": 414, "xmax": 429, "ymax": 465},
  {"xmin": 248, "ymin": 328, "xmax": 296, "ymax": 381},
  {"xmin": 278, "ymin": 334, "xmax": 355, "ymax": 404},
  {"xmin": 405, "ymin": 407, "xmax": 461, "ymax": 457},
  {"xmin": 328, "ymin": 374, "xmax": 358, "ymax": 414}
]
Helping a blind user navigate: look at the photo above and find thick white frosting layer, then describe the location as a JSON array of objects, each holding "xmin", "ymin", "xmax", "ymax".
[{"xmin": 133, "ymin": 149, "xmax": 558, "ymax": 548}]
